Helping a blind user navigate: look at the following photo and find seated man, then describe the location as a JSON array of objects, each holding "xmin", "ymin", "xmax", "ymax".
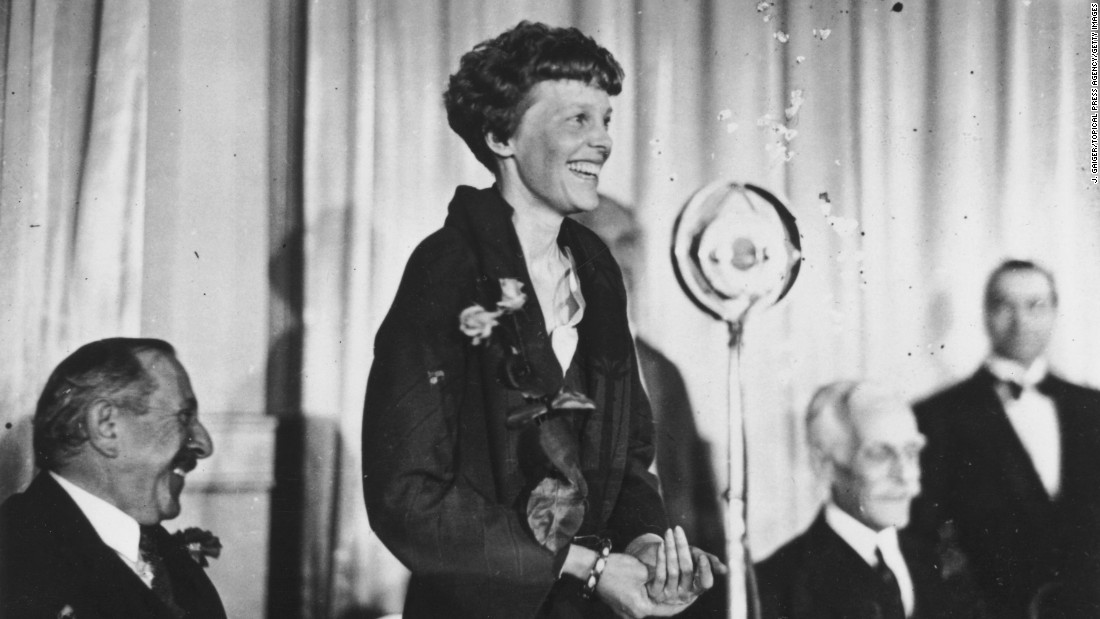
[
  {"xmin": 755, "ymin": 381, "xmax": 982, "ymax": 619},
  {"xmin": 0, "ymin": 338, "xmax": 226, "ymax": 618}
]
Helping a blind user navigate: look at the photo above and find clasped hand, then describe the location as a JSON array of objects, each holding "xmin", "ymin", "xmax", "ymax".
[{"xmin": 597, "ymin": 526, "xmax": 727, "ymax": 618}]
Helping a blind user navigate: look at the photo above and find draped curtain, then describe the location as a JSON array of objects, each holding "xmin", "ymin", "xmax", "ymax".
[
  {"xmin": 0, "ymin": 0, "xmax": 148, "ymax": 502},
  {"xmin": 301, "ymin": 0, "xmax": 1099, "ymax": 616}
]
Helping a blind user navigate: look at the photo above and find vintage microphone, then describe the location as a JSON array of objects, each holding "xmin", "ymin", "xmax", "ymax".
[{"xmin": 671, "ymin": 181, "xmax": 801, "ymax": 619}]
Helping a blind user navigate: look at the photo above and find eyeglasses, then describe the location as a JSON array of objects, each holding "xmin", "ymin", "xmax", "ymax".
[
  {"xmin": 127, "ymin": 404, "xmax": 201, "ymax": 426},
  {"xmin": 857, "ymin": 440, "xmax": 925, "ymax": 470}
]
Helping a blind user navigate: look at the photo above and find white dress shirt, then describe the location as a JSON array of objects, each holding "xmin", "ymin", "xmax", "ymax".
[
  {"xmin": 985, "ymin": 356, "xmax": 1062, "ymax": 497},
  {"xmin": 50, "ymin": 471, "xmax": 156, "ymax": 588},
  {"xmin": 825, "ymin": 503, "xmax": 915, "ymax": 617}
]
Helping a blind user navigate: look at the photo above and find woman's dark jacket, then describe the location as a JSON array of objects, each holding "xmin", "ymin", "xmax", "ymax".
[{"xmin": 362, "ymin": 186, "xmax": 668, "ymax": 618}]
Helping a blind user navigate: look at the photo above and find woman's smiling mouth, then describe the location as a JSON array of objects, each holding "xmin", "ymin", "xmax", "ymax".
[{"xmin": 567, "ymin": 161, "xmax": 601, "ymax": 180}]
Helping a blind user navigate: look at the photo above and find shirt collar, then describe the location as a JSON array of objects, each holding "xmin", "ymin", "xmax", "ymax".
[
  {"xmin": 824, "ymin": 502, "xmax": 900, "ymax": 566},
  {"xmin": 50, "ymin": 471, "xmax": 142, "ymax": 564},
  {"xmin": 985, "ymin": 355, "xmax": 1048, "ymax": 386}
]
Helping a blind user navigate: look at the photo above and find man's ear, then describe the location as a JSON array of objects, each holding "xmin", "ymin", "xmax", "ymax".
[
  {"xmin": 85, "ymin": 400, "xmax": 121, "ymax": 458},
  {"xmin": 485, "ymin": 130, "xmax": 514, "ymax": 159}
]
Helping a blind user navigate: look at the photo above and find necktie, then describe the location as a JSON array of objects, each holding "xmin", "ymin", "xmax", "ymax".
[
  {"xmin": 874, "ymin": 547, "xmax": 906, "ymax": 619},
  {"xmin": 140, "ymin": 526, "xmax": 186, "ymax": 618}
]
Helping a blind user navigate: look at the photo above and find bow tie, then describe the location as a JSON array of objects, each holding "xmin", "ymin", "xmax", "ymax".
[
  {"xmin": 998, "ymin": 375, "xmax": 1053, "ymax": 399},
  {"xmin": 1002, "ymin": 380, "xmax": 1025, "ymax": 399}
]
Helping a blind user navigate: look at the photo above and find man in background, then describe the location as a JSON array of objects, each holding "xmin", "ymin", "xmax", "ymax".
[
  {"xmin": 912, "ymin": 259, "xmax": 1100, "ymax": 617},
  {"xmin": 0, "ymin": 337, "xmax": 226, "ymax": 618},
  {"xmin": 756, "ymin": 381, "xmax": 982, "ymax": 618}
]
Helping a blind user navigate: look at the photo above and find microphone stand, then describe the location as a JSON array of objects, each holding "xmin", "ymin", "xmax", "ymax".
[{"xmin": 725, "ymin": 319, "xmax": 761, "ymax": 619}]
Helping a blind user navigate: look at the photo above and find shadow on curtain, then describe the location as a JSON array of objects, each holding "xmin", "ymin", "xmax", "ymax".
[{"xmin": 0, "ymin": 0, "xmax": 148, "ymax": 503}]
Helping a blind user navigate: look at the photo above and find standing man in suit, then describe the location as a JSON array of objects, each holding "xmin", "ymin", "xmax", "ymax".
[
  {"xmin": 912, "ymin": 259, "xmax": 1100, "ymax": 617},
  {"xmin": 0, "ymin": 338, "xmax": 226, "ymax": 618},
  {"xmin": 756, "ymin": 381, "xmax": 982, "ymax": 619}
]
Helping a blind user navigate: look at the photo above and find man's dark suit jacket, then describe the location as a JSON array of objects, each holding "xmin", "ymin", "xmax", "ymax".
[
  {"xmin": 755, "ymin": 512, "xmax": 983, "ymax": 619},
  {"xmin": 912, "ymin": 368, "xmax": 1100, "ymax": 618},
  {"xmin": 0, "ymin": 472, "xmax": 226, "ymax": 619}
]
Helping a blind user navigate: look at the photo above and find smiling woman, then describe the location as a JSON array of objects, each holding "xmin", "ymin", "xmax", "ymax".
[
  {"xmin": 488, "ymin": 79, "xmax": 613, "ymax": 218},
  {"xmin": 361, "ymin": 21, "xmax": 724, "ymax": 619}
]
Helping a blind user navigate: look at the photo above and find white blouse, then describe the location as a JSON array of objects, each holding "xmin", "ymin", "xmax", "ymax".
[{"xmin": 548, "ymin": 247, "xmax": 586, "ymax": 373}]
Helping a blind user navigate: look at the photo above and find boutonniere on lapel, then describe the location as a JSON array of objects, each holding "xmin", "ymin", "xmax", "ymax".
[
  {"xmin": 459, "ymin": 277, "xmax": 596, "ymax": 427},
  {"xmin": 459, "ymin": 277, "xmax": 596, "ymax": 551},
  {"xmin": 171, "ymin": 527, "xmax": 223, "ymax": 568},
  {"xmin": 933, "ymin": 521, "xmax": 969, "ymax": 581}
]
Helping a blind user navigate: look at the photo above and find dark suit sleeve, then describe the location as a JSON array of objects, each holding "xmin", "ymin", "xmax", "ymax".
[{"xmin": 361, "ymin": 232, "xmax": 563, "ymax": 607}]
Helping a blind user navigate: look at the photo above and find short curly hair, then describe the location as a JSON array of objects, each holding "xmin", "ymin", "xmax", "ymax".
[{"xmin": 443, "ymin": 21, "xmax": 624, "ymax": 172}]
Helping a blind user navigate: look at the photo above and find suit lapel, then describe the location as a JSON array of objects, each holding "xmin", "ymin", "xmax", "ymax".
[
  {"xmin": 901, "ymin": 531, "xmax": 943, "ymax": 618},
  {"xmin": 1041, "ymin": 375, "xmax": 1073, "ymax": 496},
  {"xmin": 28, "ymin": 475, "xmax": 175, "ymax": 618},
  {"xmin": 443, "ymin": 186, "xmax": 562, "ymax": 505},
  {"xmin": 1038, "ymin": 374, "xmax": 1100, "ymax": 522},
  {"xmin": 797, "ymin": 514, "xmax": 884, "ymax": 617},
  {"xmin": 447, "ymin": 185, "xmax": 565, "ymax": 394},
  {"xmin": 150, "ymin": 525, "xmax": 226, "ymax": 618},
  {"xmin": 966, "ymin": 369, "xmax": 1053, "ymax": 505},
  {"xmin": 561, "ymin": 218, "xmax": 629, "ymax": 526}
]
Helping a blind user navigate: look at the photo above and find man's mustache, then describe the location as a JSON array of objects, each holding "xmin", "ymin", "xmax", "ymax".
[{"xmin": 172, "ymin": 450, "xmax": 199, "ymax": 473}]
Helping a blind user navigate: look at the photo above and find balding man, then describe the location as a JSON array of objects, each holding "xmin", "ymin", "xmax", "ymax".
[
  {"xmin": 755, "ymin": 381, "xmax": 982, "ymax": 619},
  {"xmin": 0, "ymin": 338, "xmax": 226, "ymax": 618},
  {"xmin": 912, "ymin": 260, "xmax": 1100, "ymax": 617}
]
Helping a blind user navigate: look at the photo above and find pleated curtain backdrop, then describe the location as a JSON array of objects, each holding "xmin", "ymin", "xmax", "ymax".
[
  {"xmin": 299, "ymin": 0, "xmax": 1099, "ymax": 616},
  {"xmin": 0, "ymin": 0, "xmax": 148, "ymax": 502}
]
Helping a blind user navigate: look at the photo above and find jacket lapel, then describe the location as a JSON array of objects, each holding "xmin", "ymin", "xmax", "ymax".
[
  {"xmin": 901, "ymin": 531, "xmax": 941, "ymax": 618},
  {"xmin": 966, "ymin": 369, "xmax": 1053, "ymax": 505},
  {"xmin": 560, "ymin": 217, "xmax": 633, "ymax": 525},
  {"xmin": 443, "ymin": 186, "xmax": 572, "ymax": 508},
  {"xmin": 28, "ymin": 474, "xmax": 174, "ymax": 618},
  {"xmin": 1036, "ymin": 373, "xmax": 1100, "ymax": 518},
  {"xmin": 797, "ymin": 514, "xmax": 883, "ymax": 617},
  {"xmin": 446, "ymin": 185, "xmax": 565, "ymax": 393},
  {"xmin": 150, "ymin": 524, "xmax": 226, "ymax": 618}
]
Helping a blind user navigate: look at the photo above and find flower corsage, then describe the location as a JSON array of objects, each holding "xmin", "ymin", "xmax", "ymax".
[
  {"xmin": 459, "ymin": 277, "xmax": 597, "ymax": 552},
  {"xmin": 171, "ymin": 527, "xmax": 222, "ymax": 567},
  {"xmin": 459, "ymin": 277, "xmax": 596, "ymax": 427}
]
